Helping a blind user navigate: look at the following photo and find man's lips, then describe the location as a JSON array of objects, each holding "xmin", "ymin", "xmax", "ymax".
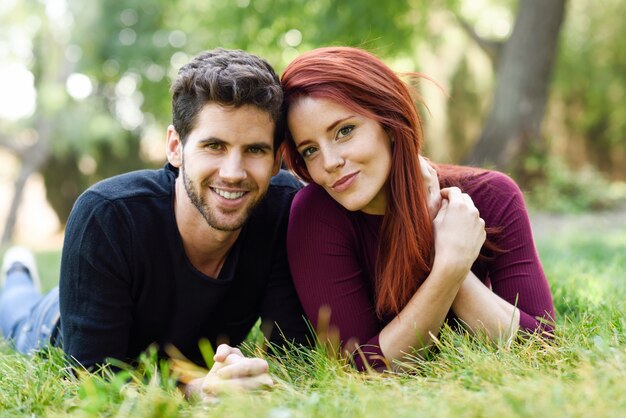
[{"xmin": 331, "ymin": 172, "xmax": 359, "ymax": 192}]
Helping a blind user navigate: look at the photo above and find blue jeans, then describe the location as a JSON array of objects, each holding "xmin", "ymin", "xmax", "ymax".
[{"xmin": 0, "ymin": 269, "xmax": 60, "ymax": 354}]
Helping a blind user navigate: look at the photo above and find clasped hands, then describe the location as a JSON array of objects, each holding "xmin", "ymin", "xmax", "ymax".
[{"xmin": 186, "ymin": 344, "xmax": 274, "ymax": 401}]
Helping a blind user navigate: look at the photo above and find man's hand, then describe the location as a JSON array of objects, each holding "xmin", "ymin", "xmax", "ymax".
[{"xmin": 186, "ymin": 344, "xmax": 274, "ymax": 402}]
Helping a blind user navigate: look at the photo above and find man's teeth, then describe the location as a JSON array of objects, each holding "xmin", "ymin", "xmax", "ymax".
[{"xmin": 214, "ymin": 188, "xmax": 245, "ymax": 200}]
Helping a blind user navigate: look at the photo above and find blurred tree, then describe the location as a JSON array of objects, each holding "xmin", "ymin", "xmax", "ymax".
[
  {"xmin": 0, "ymin": 0, "xmax": 162, "ymax": 244},
  {"xmin": 550, "ymin": 0, "xmax": 626, "ymax": 180},
  {"xmin": 463, "ymin": 0, "xmax": 566, "ymax": 171},
  {"xmin": 3, "ymin": 0, "xmax": 626, "ymax": 244},
  {"xmin": 0, "ymin": 0, "xmax": 72, "ymax": 245}
]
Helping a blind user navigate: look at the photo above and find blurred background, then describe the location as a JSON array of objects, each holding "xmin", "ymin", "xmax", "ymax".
[{"xmin": 1, "ymin": 0, "xmax": 625, "ymax": 250}]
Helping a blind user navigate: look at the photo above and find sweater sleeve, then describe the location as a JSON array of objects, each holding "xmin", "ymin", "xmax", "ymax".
[
  {"xmin": 287, "ymin": 185, "xmax": 387, "ymax": 370},
  {"xmin": 472, "ymin": 172, "xmax": 555, "ymax": 335},
  {"xmin": 59, "ymin": 192, "xmax": 135, "ymax": 368}
]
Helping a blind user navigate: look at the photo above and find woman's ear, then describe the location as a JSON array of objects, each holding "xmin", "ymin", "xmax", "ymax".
[{"xmin": 166, "ymin": 125, "xmax": 183, "ymax": 167}]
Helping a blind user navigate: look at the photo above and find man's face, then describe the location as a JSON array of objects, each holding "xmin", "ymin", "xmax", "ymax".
[{"xmin": 169, "ymin": 103, "xmax": 279, "ymax": 231}]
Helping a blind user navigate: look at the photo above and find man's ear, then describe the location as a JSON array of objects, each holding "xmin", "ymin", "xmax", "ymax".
[{"xmin": 166, "ymin": 125, "xmax": 183, "ymax": 167}]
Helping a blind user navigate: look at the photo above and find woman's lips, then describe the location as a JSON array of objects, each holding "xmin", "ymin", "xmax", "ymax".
[{"xmin": 331, "ymin": 171, "xmax": 359, "ymax": 192}]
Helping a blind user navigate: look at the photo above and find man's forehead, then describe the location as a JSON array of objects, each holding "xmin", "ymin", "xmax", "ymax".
[{"xmin": 186, "ymin": 103, "xmax": 275, "ymax": 146}]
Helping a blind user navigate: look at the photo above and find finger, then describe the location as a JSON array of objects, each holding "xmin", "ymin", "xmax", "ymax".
[
  {"xmin": 216, "ymin": 357, "xmax": 269, "ymax": 379},
  {"xmin": 203, "ymin": 373, "xmax": 274, "ymax": 394},
  {"xmin": 439, "ymin": 187, "xmax": 462, "ymax": 200},
  {"xmin": 460, "ymin": 192, "xmax": 479, "ymax": 208},
  {"xmin": 214, "ymin": 344, "xmax": 244, "ymax": 362},
  {"xmin": 433, "ymin": 198, "xmax": 448, "ymax": 224}
]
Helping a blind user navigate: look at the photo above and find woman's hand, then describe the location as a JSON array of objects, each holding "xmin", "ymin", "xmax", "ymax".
[
  {"xmin": 419, "ymin": 156, "xmax": 441, "ymax": 222},
  {"xmin": 432, "ymin": 187, "xmax": 486, "ymax": 278}
]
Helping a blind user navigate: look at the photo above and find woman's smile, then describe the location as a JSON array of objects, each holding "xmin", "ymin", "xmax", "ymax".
[{"xmin": 331, "ymin": 171, "xmax": 359, "ymax": 192}]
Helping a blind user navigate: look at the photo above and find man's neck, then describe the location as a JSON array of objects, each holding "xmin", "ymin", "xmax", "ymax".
[{"xmin": 174, "ymin": 181, "xmax": 241, "ymax": 278}]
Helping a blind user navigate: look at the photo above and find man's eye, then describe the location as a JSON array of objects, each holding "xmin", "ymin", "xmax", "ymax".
[
  {"xmin": 206, "ymin": 143, "xmax": 222, "ymax": 150},
  {"xmin": 248, "ymin": 146, "xmax": 264, "ymax": 154},
  {"xmin": 337, "ymin": 125, "xmax": 354, "ymax": 138}
]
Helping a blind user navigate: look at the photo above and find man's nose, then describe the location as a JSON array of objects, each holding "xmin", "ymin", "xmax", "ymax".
[{"xmin": 219, "ymin": 151, "xmax": 247, "ymax": 182}]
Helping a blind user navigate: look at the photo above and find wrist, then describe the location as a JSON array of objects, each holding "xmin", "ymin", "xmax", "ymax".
[{"xmin": 431, "ymin": 257, "xmax": 469, "ymax": 285}]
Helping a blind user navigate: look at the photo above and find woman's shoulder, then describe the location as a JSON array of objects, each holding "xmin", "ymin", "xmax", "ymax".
[
  {"xmin": 461, "ymin": 169, "xmax": 528, "ymax": 225},
  {"xmin": 289, "ymin": 183, "xmax": 364, "ymax": 234},
  {"xmin": 463, "ymin": 169, "xmax": 523, "ymax": 200},
  {"xmin": 292, "ymin": 183, "xmax": 344, "ymax": 213}
]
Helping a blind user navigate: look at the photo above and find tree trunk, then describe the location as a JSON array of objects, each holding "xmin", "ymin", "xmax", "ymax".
[
  {"xmin": 1, "ymin": 124, "xmax": 51, "ymax": 246},
  {"xmin": 465, "ymin": 0, "xmax": 566, "ymax": 170}
]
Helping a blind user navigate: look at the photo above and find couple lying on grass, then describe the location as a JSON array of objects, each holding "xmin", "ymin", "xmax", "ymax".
[{"xmin": 0, "ymin": 47, "xmax": 554, "ymax": 401}]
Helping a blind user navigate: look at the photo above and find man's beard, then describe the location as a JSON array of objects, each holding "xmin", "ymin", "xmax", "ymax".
[{"xmin": 182, "ymin": 166, "xmax": 265, "ymax": 232}]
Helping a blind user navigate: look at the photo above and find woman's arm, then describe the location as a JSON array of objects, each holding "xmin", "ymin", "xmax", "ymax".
[
  {"xmin": 464, "ymin": 172, "xmax": 555, "ymax": 335},
  {"xmin": 425, "ymin": 166, "xmax": 551, "ymax": 341},
  {"xmin": 452, "ymin": 271, "xmax": 520, "ymax": 341},
  {"xmin": 379, "ymin": 187, "xmax": 486, "ymax": 363}
]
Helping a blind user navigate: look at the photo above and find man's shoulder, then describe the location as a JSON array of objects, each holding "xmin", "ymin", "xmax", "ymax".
[
  {"xmin": 268, "ymin": 169, "xmax": 304, "ymax": 191},
  {"xmin": 261, "ymin": 169, "xmax": 304, "ymax": 204},
  {"xmin": 85, "ymin": 164, "xmax": 174, "ymax": 202},
  {"xmin": 245, "ymin": 170, "xmax": 303, "ymax": 226}
]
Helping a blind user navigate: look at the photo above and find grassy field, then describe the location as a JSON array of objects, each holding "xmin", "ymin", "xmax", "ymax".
[{"xmin": 1, "ymin": 211, "xmax": 624, "ymax": 417}]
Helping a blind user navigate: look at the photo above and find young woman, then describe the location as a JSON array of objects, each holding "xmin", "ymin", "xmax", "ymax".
[{"xmin": 281, "ymin": 46, "xmax": 555, "ymax": 371}]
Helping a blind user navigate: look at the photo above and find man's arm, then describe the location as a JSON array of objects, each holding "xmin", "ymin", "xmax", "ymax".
[{"xmin": 59, "ymin": 192, "xmax": 134, "ymax": 368}]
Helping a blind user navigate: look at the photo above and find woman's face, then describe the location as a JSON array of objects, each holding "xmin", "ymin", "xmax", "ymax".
[{"xmin": 287, "ymin": 96, "xmax": 392, "ymax": 214}]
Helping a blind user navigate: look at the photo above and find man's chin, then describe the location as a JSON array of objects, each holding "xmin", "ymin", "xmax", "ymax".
[{"xmin": 205, "ymin": 211, "xmax": 249, "ymax": 232}]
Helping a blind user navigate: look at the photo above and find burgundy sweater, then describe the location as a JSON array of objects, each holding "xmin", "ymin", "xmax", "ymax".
[{"xmin": 287, "ymin": 170, "xmax": 555, "ymax": 370}]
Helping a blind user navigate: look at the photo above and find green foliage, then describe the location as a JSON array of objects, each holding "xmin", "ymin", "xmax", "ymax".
[
  {"xmin": 524, "ymin": 156, "xmax": 626, "ymax": 213},
  {"xmin": 551, "ymin": 0, "xmax": 626, "ymax": 176},
  {"xmin": 4, "ymin": 0, "xmax": 626, "ymax": 229},
  {"xmin": 0, "ymin": 346, "xmax": 77, "ymax": 416}
]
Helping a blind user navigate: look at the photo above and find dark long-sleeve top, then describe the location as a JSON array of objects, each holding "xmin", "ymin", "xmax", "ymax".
[
  {"xmin": 59, "ymin": 164, "xmax": 310, "ymax": 369},
  {"xmin": 287, "ymin": 170, "xmax": 555, "ymax": 370}
]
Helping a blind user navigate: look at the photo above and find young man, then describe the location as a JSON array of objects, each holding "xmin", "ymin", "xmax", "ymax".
[{"xmin": 0, "ymin": 48, "xmax": 309, "ymax": 398}]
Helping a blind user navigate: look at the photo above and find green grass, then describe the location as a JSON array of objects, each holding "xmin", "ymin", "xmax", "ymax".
[{"xmin": 1, "ymin": 215, "xmax": 625, "ymax": 417}]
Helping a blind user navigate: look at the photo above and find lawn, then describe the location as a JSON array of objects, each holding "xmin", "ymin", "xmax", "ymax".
[{"xmin": 1, "ymin": 211, "xmax": 624, "ymax": 417}]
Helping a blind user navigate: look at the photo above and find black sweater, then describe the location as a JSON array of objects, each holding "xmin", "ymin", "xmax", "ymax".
[{"xmin": 58, "ymin": 164, "xmax": 309, "ymax": 368}]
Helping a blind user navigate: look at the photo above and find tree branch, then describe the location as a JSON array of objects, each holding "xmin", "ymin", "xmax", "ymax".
[
  {"xmin": 0, "ymin": 134, "xmax": 24, "ymax": 155},
  {"xmin": 455, "ymin": 15, "xmax": 504, "ymax": 69}
]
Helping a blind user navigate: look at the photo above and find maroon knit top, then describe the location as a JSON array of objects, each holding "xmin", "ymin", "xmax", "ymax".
[{"xmin": 287, "ymin": 170, "xmax": 555, "ymax": 370}]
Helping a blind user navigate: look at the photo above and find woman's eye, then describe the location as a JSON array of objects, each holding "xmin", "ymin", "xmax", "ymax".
[
  {"xmin": 301, "ymin": 147, "xmax": 317, "ymax": 158},
  {"xmin": 337, "ymin": 125, "xmax": 354, "ymax": 138}
]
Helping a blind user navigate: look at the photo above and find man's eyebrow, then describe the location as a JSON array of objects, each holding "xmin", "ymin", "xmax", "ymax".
[
  {"xmin": 247, "ymin": 142, "xmax": 273, "ymax": 151},
  {"xmin": 197, "ymin": 138, "xmax": 273, "ymax": 151},
  {"xmin": 197, "ymin": 137, "xmax": 225, "ymax": 145}
]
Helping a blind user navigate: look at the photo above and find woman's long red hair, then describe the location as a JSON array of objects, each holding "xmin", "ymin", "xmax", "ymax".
[{"xmin": 281, "ymin": 47, "xmax": 484, "ymax": 316}]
